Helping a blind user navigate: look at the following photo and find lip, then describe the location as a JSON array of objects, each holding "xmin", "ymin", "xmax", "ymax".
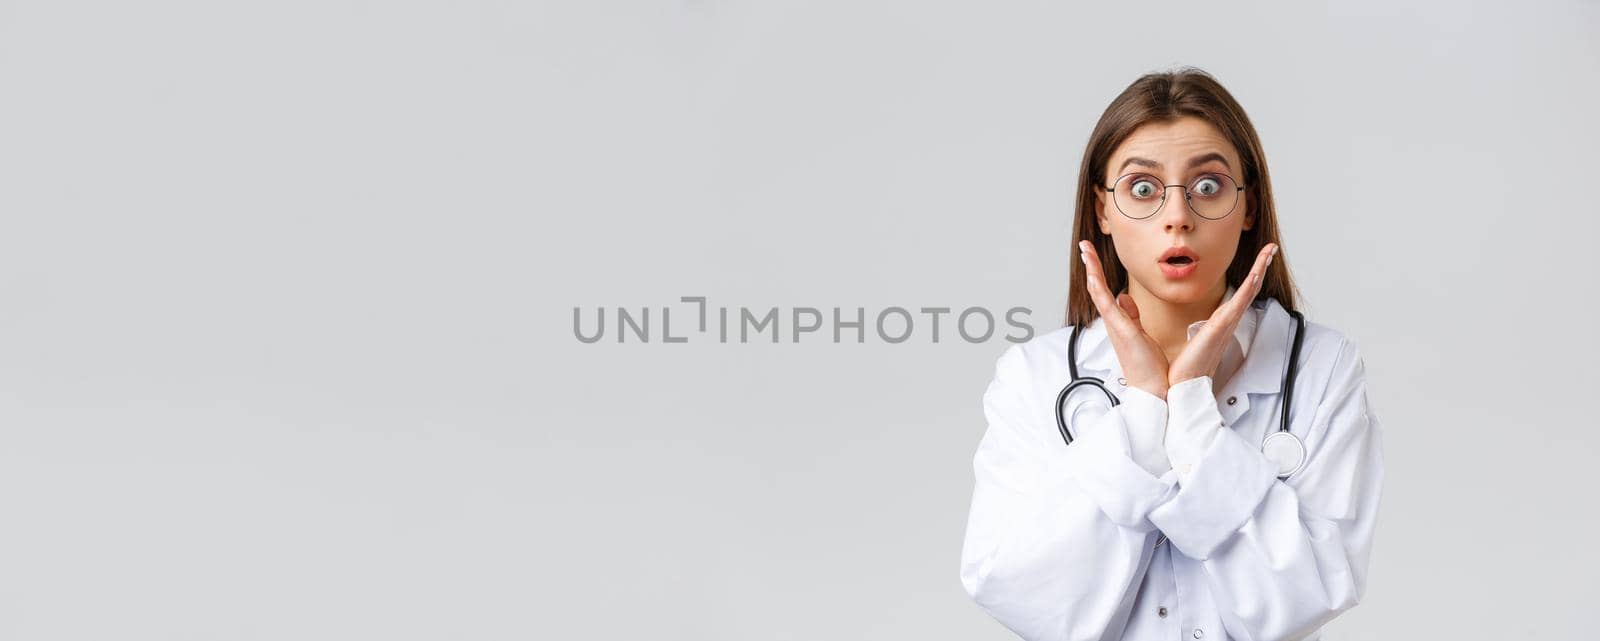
[
  {"xmin": 1158, "ymin": 246, "xmax": 1199, "ymax": 279},
  {"xmin": 1159, "ymin": 261, "xmax": 1199, "ymax": 279},
  {"xmin": 1159, "ymin": 246, "xmax": 1199, "ymax": 262}
]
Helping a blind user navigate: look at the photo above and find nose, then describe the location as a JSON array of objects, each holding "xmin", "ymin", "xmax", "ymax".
[{"xmin": 1156, "ymin": 185, "xmax": 1197, "ymax": 232}]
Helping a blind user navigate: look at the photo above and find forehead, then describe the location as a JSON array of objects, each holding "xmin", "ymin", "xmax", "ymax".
[{"xmin": 1109, "ymin": 116, "xmax": 1240, "ymax": 173}]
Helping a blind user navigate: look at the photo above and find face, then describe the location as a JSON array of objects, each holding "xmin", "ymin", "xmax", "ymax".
[{"xmin": 1095, "ymin": 116, "xmax": 1254, "ymax": 304}]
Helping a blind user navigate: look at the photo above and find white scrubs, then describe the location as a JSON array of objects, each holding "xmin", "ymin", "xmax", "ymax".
[{"xmin": 959, "ymin": 292, "xmax": 1384, "ymax": 641}]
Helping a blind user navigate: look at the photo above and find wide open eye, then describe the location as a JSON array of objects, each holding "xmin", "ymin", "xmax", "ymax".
[
  {"xmin": 1129, "ymin": 177, "xmax": 1160, "ymax": 199},
  {"xmin": 1191, "ymin": 176, "xmax": 1222, "ymax": 197}
]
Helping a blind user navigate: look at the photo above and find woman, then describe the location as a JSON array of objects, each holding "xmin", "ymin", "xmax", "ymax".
[{"xmin": 958, "ymin": 68, "xmax": 1384, "ymax": 641}]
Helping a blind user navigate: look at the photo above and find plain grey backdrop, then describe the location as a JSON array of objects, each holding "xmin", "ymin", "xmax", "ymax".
[{"xmin": 0, "ymin": 0, "xmax": 1595, "ymax": 639}]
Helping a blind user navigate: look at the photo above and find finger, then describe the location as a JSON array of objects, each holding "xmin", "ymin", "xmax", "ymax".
[
  {"xmin": 1117, "ymin": 293, "xmax": 1140, "ymax": 320},
  {"xmin": 1246, "ymin": 243, "xmax": 1277, "ymax": 297},
  {"xmin": 1258, "ymin": 243, "xmax": 1278, "ymax": 281},
  {"xmin": 1117, "ymin": 292, "xmax": 1149, "ymax": 334},
  {"xmin": 1218, "ymin": 243, "xmax": 1276, "ymax": 323},
  {"xmin": 1078, "ymin": 240, "xmax": 1129, "ymax": 325}
]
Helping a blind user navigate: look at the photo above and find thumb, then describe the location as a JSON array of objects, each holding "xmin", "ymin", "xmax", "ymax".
[{"xmin": 1117, "ymin": 293, "xmax": 1144, "ymax": 328}]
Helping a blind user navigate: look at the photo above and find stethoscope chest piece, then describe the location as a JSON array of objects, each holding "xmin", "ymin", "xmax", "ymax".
[{"xmin": 1261, "ymin": 431, "xmax": 1306, "ymax": 478}]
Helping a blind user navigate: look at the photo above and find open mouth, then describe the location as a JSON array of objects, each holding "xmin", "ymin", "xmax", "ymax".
[{"xmin": 1158, "ymin": 248, "xmax": 1199, "ymax": 278}]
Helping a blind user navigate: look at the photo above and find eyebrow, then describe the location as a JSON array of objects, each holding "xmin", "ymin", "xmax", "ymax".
[{"xmin": 1117, "ymin": 152, "xmax": 1232, "ymax": 175}]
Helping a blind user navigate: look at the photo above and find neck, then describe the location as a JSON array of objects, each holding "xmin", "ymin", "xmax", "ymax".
[{"xmin": 1125, "ymin": 279, "xmax": 1228, "ymax": 361}]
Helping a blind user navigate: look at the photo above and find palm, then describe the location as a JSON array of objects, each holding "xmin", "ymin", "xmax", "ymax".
[
  {"xmin": 1077, "ymin": 240, "xmax": 1278, "ymax": 393},
  {"xmin": 1169, "ymin": 313, "xmax": 1233, "ymax": 384}
]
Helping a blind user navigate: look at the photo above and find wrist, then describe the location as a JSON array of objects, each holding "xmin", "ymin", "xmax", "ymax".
[
  {"xmin": 1130, "ymin": 380, "xmax": 1169, "ymax": 401},
  {"xmin": 1166, "ymin": 374, "xmax": 1215, "ymax": 399}
]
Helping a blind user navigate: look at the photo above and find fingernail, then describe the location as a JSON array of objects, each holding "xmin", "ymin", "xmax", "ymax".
[{"xmin": 1271, "ymin": 246, "xmax": 1279, "ymax": 257}]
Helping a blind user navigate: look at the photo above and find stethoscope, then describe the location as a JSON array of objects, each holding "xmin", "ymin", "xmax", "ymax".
[{"xmin": 1055, "ymin": 308, "xmax": 1309, "ymax": 479}]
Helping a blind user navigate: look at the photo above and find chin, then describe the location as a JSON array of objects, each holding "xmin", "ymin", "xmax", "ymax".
[{"xmin": 1139, "ymin": 274, "xmax": 1220, "ymax": 303}]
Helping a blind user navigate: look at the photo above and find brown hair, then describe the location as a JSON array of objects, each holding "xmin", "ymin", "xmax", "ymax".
[{"xmin": 1065, "ymin": 66, "xmax": 1301, "ymax": 327}]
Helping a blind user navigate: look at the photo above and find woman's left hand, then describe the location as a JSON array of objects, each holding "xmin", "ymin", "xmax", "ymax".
[{"xmin": 1168, "ymin": 243, "xmax": 1278, "ymax": 386}]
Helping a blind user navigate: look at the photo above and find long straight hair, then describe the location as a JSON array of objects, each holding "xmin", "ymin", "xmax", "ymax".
[{"xmin": 1065, "ymin": 67, "xmax": 1301, "ymax": 327}]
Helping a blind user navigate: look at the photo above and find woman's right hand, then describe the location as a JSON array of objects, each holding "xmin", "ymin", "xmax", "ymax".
[{"xmin": 1078, "ymin": 240, "xmax": 1171, "ymax": 400}]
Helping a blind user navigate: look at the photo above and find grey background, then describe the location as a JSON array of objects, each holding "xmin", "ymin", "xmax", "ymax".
[{"xmin": 0, "ymin": 1, "xmax": 1594, "ymax": 639}]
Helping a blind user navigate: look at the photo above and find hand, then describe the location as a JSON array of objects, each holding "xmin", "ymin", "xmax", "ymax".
[
  {"xmin": 1078, "ymin": 240, "xmax": 1172, "ymax": 400},
  {"xmin": 1167, "ymin": 243, "xmax": 1278, "ymax": 386}
]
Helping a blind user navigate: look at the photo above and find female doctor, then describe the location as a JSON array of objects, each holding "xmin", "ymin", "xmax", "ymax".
[{"xmin": 959, "ymin": 68, "xmax": 1384, "ymax": 641}]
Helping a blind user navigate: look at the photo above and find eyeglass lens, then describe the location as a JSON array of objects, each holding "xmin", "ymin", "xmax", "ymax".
[{"xmin": 1111, "ymin": 173, "xmax": 1239, "ymax": 220}]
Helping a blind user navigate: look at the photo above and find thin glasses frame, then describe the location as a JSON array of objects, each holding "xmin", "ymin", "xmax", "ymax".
[{"xmin": 1101, "ymin": 172, "xmax": 1247, "ymax": 220}]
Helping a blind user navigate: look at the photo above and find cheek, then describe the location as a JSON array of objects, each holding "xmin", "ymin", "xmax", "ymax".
[
  {"xmin": 1206, "ymin": 231, "xmax": 1246, "ymax": 271},
  {"xmin": 1109, "ymin": 233, "xmax": 1164, "ymax": 275}
]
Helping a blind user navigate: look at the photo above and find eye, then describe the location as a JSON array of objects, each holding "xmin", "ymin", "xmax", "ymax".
[
  {"xmin": 1130, "ymin": 178, "xmax": 1160, "ymax": 199},
  {"xmin": 1192, "ymin": 176, "xmax": 1222, "ymax": 197}
]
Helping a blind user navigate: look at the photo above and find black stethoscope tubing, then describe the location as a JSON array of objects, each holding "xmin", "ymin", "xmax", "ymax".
[{"xmin": 1055, "ymin": 307, "xmax": 1307, "ymax": 476}]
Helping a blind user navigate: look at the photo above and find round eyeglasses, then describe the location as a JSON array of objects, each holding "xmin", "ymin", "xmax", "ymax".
[{"xmin": 1102, "ymin": 172, "xmax": 1245, "ymax": 220}]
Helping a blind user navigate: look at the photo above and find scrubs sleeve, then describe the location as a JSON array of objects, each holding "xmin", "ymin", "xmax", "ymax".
[
  {"xmin": 960, "ymin": 344, "xmax": 1179, "ymax": 641},
  {"xmin": 1148, "ymin": 338, "xmax": 1385, "ymax": 641}
]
